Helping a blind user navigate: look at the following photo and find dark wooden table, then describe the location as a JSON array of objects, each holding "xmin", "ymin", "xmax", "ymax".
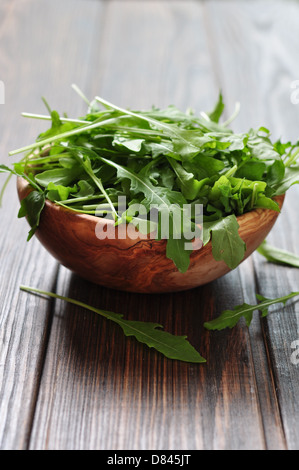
[{"xmin": 1, "ymin": 0, "xmax": 299, "ymax": 451}]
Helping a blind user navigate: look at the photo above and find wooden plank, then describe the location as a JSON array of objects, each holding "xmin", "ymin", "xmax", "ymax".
[
  {"xmin": 0, "ymin": 0, "xmax": 103, "ymax": 450},
  {"xmin": 253, "ymin": 198, "xmax": 299, "ymax": 449},
  {"xmin": 171, "ymin": 269, "xmax": 267, "ymax": 450},
  {"xmin": 205, "ymin": 0, "xmax": 299, "ymax": 449},
  {"xmin": 2, "ymin": 0, "xmax": 298, "ymax": 451},
  {"xmin": 87, "ymin": 0, "xmax": 220, "ymax": 111},
  {"xmin": 238, "ymin": 257, "xmax": 287, "ymax": 449},
  {"xmin": 29, "ymin": 271, "xmax": 267, "ymax": 450},
  {"xmin": 27, "ymin": 0, "xmax": 271, "ymax": 450}
]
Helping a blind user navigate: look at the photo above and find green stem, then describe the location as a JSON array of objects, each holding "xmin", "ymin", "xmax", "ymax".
[
  {"xmin": 58, "ymin": 195, "xmax": 105, "ymax": 205},
  {"xmin": 224, "ymin": 164, "xmax": 238, "ymax": 178},
  {"xmin": 250, "ymin": 182, "xmax": 259, "ymax": 209},
  {"xmin": 20, "ymin": 285, "xmax": 119, "ymax": 321},
  {"xmin": 82, "ymin": 165, "xmax": 118, "ymax": 220},
  {"xmin": 231, "ymin": 292, "xmax": 299, "ymax": 319},
  {"xmin": 54, "ymin": 201, "xmax": 97, "ymax": 214},
  {"xmin": 26, "ymin": 154, "xmax": 69, "ymax": 164},
  {"xmin": 71, "ymin": 83, "xmax": 91, "ymax": 106},
  {"xmin": 22, "ymin": 112, "xmax": 90, "ymax": 125},
  {"xmin": 95, "ymin": 96, "xmax": 172, "ymax": 132},
  {"xmin": 82, "ymin": 203, "xmax": 117, "ymax": 210},
  {"xmin": 41, "ymin": 96, "xmax": 52, "ymax": 114},
  {"xmin": 222, "ymin": 102, "xmax": 240, "ymax": 127},
  {"xmin": 56, "ymin": 195, "xmax": 117, "ymax": 217},
  {"xmin": 8, "ymin": 116, "xmax": 126, "ymax": 157},
  {"xmin": 0, "ymin": 173, "xmax": 12, "ymax": 207},
  {"xmin": 95, "ymin": 96, "xmax": 203, "ymax": 153},
  {"xmin": 285, "ymin": 148, "xmax": 299, "ymax": 167}
]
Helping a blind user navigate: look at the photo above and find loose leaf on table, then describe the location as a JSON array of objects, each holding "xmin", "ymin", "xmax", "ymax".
[
  {"xmin": 20, "ymin": 285, "xmax": 206, "ymax": 363},
  {"xmin": 204, "ymin": 291, "xmax": 299, "ymax": 331},
  {"xmin": 257, "ymin": 240, "xmax": 299, "ymax": 268}
]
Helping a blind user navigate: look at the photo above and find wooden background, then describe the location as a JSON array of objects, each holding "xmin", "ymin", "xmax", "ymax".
[{"xmin": 0, "ymin": 0, "xmax": 299, "ymax": 450}]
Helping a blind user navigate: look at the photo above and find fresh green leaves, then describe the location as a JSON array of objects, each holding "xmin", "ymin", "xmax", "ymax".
[
  {"xmin": 34, "ymin": 166, "xmax": 82, "ymax": 188},
  {"xmin": 204, "ymin": 291, "xmax": 299, "ymax": 330},
  {"xmin": 257, "ymin": 240, "xmax": 299, "ymax": 267},
  {"xmin": 272, "ymin": 164, "xmax": 299, "ymax": 195},
  {"xmin": 20, "ymin": 285, "xmax": 206, "ymax": 363},
  {"xmin": 18, "ymin": 191, "xmax": 45, "ymax": 240},
  {"xmin": 3, "ymin": 88, "xmax": 299, "ymax": 272},
  {"xmin": 204, "ymin": 215, "xmax": 246, "ymax": 269},
  {"xmin": 204, "ymin": 238, "xmax": 299, "ymax": 332},
  {"xmin": 20, "ymin": 282, "xmax": 299, "ymax": 363},
  {"xmin": 204, "ymin": 237, "xmax": 299, "ymax": 335},
  {"xmin": 2, "ymin": 89, "xmax": 299, "ymax": 365},
  {"xmin": 97, "ymin": 154, "xmax": 193, "ymax": 271},
  {"xmin": 207, "ymin": 91, "xmax": 225, "ymax": 123}
]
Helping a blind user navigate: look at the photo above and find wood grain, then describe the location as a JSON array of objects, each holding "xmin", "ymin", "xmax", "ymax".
[
  {"xmin": 205, "ymin": 0, "xmax": 299, "ymax": 450},
  {"xmin": 26, "ymin": 0, "xmax": 289, "ymax": 451},
  {"xmin": 0, "ymin": 0, "xmax": 103, "ymax": 450},
  {"xmin": 1, "ymin": 0, "xmax": 299, "ymax": 451}
]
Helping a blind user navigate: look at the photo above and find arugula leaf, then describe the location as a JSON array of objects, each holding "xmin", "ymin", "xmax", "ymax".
[
  {"xmin": 183, "ymin": 154, "xmax": 225, "ymax": 179},
  {"xmin": 36, "ymin": 109, "xmax": 78, "ymax": 142},
  {"xmin": 167, "ymin": 157, "xmax": 202, "ymax": 200},
  {"xmin": 34, "ymin": 166, "xmax": 83, "ymax": 187},
  {"xmin": 235, "ymin": 161, "xmax": 266, "ymax": 181},
  {"xmin": 0, "ymin": 163, "xmax": 42, "ymax": 193},
  {"xmin": 72, "ymin": 180, "xmax": 95, "ymax": 198},
  {"xmin": 208, "ymin": 91, "xmax": 225, "ymax": 123},
  {"xmin": 20, "ymin": 285, "xmax": 206, "ymax": 363},
  {"xmin": 257, "ymin": 240, "xmax": 299, "ymax": 267},
  {"xmin": 254, "ymin": 195, "xmax": 280, "ymax": 211},
  {"xmin": 0, "ymin": 164, "xmax": 13, "ymax": 174},
  {"xmin": 166, "ymin": 234, "xmax": 193, "ymax": 274},
  {"xmin": 204, "ymin": 291, "xmax": 299, "ymax": 330},
  {"xmin": 46, "ymin": 182, "xmax": 77, "ymax": 202},
  {"xmin": 204, "ymin": 215, "xmax": 246, "ymax": 269},
  {"xmin": 18, "ymin": 191, "xmax": 45, "ymax": 240},
  {"xmin": 272, "ymin": 164, "xmax": 299, "ymax": 195},
  {"xmin": 4, "ymin": 89, "xmax": 299, "ymax": 273},
  {"xmin": 96, "ymin": 155, "xmax": 192, "ymax": 272}
]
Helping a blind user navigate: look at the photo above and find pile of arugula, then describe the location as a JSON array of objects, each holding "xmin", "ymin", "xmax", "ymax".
[
  {"xmin": 1, "ymin": 86, "xmax": 299, "ymax": 363},
  {"xmin": 2, "ymin": 87, "xmax": 299, "ymax": 272}
]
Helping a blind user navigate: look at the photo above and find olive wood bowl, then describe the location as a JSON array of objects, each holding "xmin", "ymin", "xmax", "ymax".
[{"xmin": 17, "ymin": 177, "xmax": 284, "ymax": 293}]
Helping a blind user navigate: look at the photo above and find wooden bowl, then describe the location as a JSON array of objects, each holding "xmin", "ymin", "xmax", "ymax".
[{"xmin": 17, "ymin": 177, "xmax": 284, "ymax": 293}]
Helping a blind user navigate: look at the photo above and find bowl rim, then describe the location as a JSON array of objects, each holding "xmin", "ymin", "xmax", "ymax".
[
  {"xmin": 17, "ymin": 175, "xmax": 285, "ymax": 241},
  {"xmin": 16, "ymin": 176, "xmax": 286, "ymax": 292}
]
